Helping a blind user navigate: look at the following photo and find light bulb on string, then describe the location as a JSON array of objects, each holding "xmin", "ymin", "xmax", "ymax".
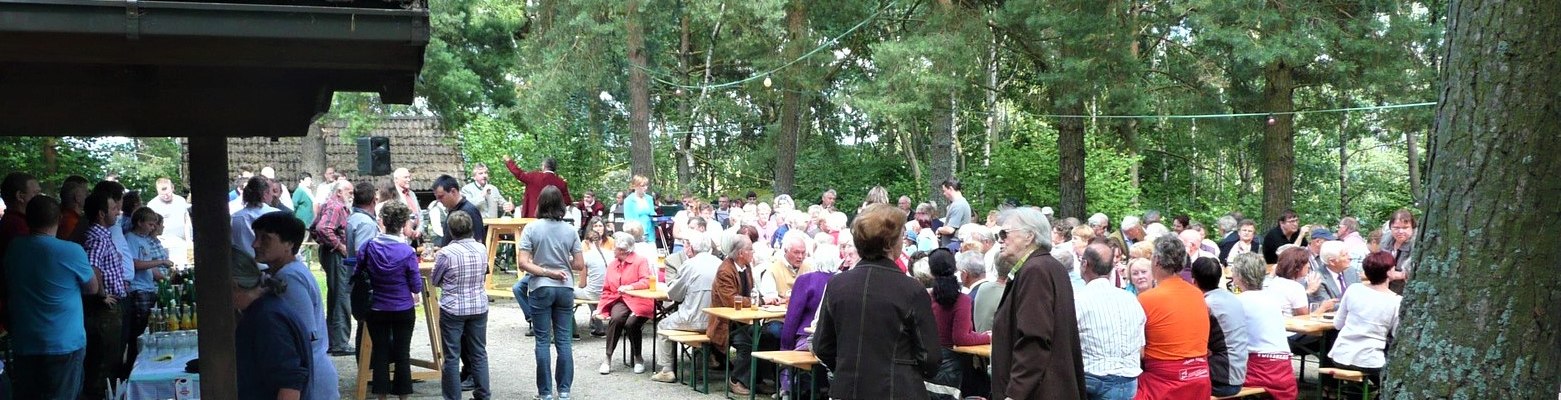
[
  {"xmin": 1266, "ymin": 114, "xmax": 1277, "ymax": 126},
  {"xmin": 763, "ymin": 76, "xmax": 773, "ymax": 88}
]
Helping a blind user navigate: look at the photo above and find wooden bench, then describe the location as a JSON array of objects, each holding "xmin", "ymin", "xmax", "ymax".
[
  {"xmin": 1320, "ymin": 367, "xmax": 1373, "ymax": 399},
  {"xmin": 752, "ymin": 351, "xmax": 822, "ymax": 399},
  {"xmin": 668, "ymin": 334, "xmax": 713, "ymax": 394},
  {"xmin": 1212, "ymin": 386, "xmax": 1267, "ymax": 399}
]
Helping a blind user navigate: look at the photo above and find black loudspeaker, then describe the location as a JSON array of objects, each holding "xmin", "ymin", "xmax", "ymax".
[{"xmin": 357, "ymin": 136, "xmax": 392, "ymax": 176}]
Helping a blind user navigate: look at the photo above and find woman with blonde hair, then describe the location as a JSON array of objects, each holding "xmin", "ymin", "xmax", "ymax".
[{"xmin": 623, "ymin": 175, "xmax": 656, "ymax": 244}]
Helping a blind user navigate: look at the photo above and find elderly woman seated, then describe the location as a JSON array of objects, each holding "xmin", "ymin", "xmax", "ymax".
[{"xmin": 1327, "ymin": 251, "xmax": 1402, "ymax": 395}]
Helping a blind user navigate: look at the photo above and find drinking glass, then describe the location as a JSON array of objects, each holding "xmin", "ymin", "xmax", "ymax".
[{"xmin": 1309, "ymin": 302, "xmax": 1324, "ymax": 320}]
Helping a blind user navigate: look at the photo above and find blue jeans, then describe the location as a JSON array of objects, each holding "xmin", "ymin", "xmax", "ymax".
[
  {"xmin": 529, "ymin": 286, "xmax": 575, "ymax": 397},
  {"xmin": 1084, "ymin": 373, "xmax": 1137, "ymax": 400},
  {"xmin": 513, "ymin": 276, "xmax": 533, "ymax": 322},
  {"xmin": 1212, "ymin": 382, "xmax": 1243, "ymax": 397},
  {"xmin": 11, "ymin": 349, "xmax": 86, "ymax": 399},
  {"xmin": 441, "ymin": 312, "xmax": 489, "ymax": 400}
]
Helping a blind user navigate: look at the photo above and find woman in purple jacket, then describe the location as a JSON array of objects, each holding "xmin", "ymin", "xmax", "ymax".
[{"xmin": 357, "ymin": 201, "xmax": 424, "ymax": 400}]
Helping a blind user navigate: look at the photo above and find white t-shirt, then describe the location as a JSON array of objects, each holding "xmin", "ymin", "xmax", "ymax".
[
  {"xmin": 1329, "ymin": 284, "xmax": 1401, "ymax": 368},
  {"xmin": 1236, "ymin": 290, "xmax": 1292, "ymax": 353},
  {"xmin": 1262, "ymin": 276, "xmax": 1309, "ymax": 317}
]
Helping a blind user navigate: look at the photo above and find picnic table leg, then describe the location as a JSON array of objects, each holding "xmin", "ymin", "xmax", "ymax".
[
  {"xmin": 649, "ymin": 304, "xmax": 661, "ymax": 373},
  {"xmin": 748, "ymin": 322, "xmax": 760, "ymax": 400}
]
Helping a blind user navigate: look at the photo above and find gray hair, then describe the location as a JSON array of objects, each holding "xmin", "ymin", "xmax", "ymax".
[
  {"xmin": 1001, "ymin": 207, "xmax": 1053, "ymax": 252},
  {"xmin": 686, "ymin": 230, "xmax": 713, "ymax": 254},
  {"xmin": 1088, "ymin": 213, "xmax": 1109, "ymax": 227},
  {"xmin": 612, "ymin": 232, "xmax": 637, "ymax": 251},
  {"xmin": 957, "ymin": 251, "xmax": 985, "ymax": 278},
  {"xmin": 333, "ymin": 179, "xmax": 353, "ymax": 192},
  {"xmin": 1121, "ymin": 215, "xmax": 1142, "ymax": 230},
  {"xmin": 957, "ymin": 223, "xmax": 993, "ymax": 244},
  {"xmin": 1320, "ymin": 240, "xmax": 1347, "ymax": 263},
  {"xmin": 1231, "ymin": 252, "xmax": 1267, "ymax": 290},
  {"xmin": 1050, "ymin": 247, "xmax": 1075, "ymax": 270},
  {"xmin": 781, "ymin": 231, "xmax": 814, "ymax": 254},
  {"xmin": 1217, "ymin": 215, "xmax": 1238, "ymax": 233},
  {"xmin": 1151, "ymin": 234, "xmax": 1188, "ymax": 274}
]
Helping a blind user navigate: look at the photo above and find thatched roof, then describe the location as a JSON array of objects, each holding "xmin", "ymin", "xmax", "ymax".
[{"xmin": 213, "ymin": 116, "xmax": 465, "ymax": 188}]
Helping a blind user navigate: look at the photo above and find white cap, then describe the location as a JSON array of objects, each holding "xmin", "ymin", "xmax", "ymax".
[
  {"xmin": 1121, "ymin": 215, "xmax": 1142, "ymax": 230},
  {"xmin": 1040, "ymin": 206, "xmax": 1055, "ymax": 216}
]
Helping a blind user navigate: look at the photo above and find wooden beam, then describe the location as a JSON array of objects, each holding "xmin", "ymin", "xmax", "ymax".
[{"xmin": 190, "ymin": 136, "xmax": 237, "ymax": 400}]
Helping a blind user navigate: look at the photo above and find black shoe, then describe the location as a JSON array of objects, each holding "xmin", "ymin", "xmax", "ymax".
[
  {"xmin": 589, "ymin": 330, "xmax": 607, "ymax": 338},
  {"xmin": 461, "ymin": 377, "xmax": 476, "ymax": 391},
  {"xmin": 329, "ymin": 349, "xmax": 357, "ymax": 357}
]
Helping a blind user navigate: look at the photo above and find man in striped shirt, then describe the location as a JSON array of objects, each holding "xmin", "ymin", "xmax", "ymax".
[
  {"xmin": 80, "ymin": 191, "xmax": 127, "ymax": 400},
  {"xmin": 432, "ymin": 212, "xmax": 490, "ymax": 399},
  {"xmin": 1076, "ymin": 243, "xmax": 1146, "ymax": 400}
]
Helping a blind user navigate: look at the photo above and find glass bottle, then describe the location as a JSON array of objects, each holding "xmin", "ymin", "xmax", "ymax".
[
  {"xmin": 149, "ymin": 308, "xmax": 163, "ymax": 333},
  {"xmin": 166, "ymin": 307, "xmax": 182, "ymax": 332},
  {"xmin": 181, "ymin": 305, "xmax": 195, "ymax": 330}
]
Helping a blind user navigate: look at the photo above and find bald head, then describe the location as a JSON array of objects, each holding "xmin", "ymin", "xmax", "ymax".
[
  {"xmin": 393, "ymin": 168, "xmax": 411, "ymax": 190},
  {"xmin": 1179, "ymin": 229, "xmax": 1204, "ymax": 259},
  {"xmin": 1082, "ymin": 243, "xmax": 1113, "ymax": 279}
]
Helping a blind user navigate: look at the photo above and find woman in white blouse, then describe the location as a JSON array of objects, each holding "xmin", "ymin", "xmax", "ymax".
[
  {"xmin": 1328, "ymin": 251, "xmax": 1402, "ymax": 389},
  {"xmin": 1230, "ymin": 252, "xmax": 1300, "ymax": 399},
  {"xmin": 1265, "ymin": 247, "xmax": 1330, "ymax": 317}
]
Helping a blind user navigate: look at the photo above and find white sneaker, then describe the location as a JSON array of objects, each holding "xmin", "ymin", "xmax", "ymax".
[
  {"xmin": 633, "ymin": 362, "xmax": 646, "ymax": 374},
  {"xmin": 598, "ymin": 361, "xmax": 611, "ymax": 375},
  {"xmin": 650, "ymin": 370, "xmax": 677, "ymax": 383}
]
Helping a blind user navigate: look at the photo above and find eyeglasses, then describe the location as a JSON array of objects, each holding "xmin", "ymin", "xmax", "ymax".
[{"xmin": 997, "ymin": 229, "xmax": 1009, "ymax": 241}]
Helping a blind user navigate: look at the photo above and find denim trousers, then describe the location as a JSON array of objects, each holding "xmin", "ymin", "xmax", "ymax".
[
  {"xmin": 440, "ymin": 312, "xmax": 489, "ymax": 400},
  {"xmin": 513, "ymin": 276, "xmax": 533, "ymax": 322},
  {"xmin": 1085, "ymin": 373, "xmax": 1138, "ymax": 400},
  {"xmin": 11, "ymin": 349, "xmax": 86, "ymax": 400},
  {"xmin": 529, "ymin": 286, "xmax": 575, "ymax": 397}
]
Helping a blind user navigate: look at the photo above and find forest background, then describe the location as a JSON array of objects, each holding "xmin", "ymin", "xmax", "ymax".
[{"xmin": 1, "ymin": 0, "xmax": 1442, "ymax": 227}]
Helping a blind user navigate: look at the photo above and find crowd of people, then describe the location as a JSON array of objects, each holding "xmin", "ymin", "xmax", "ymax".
[{"xmin": 0, "ymin": 157, "xmax": 1417, "ymax": 400}]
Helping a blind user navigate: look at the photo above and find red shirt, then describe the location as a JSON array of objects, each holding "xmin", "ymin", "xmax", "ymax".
[{"xmin": 504, "ymin": 159, "xmax": 572, "ymax": 218}]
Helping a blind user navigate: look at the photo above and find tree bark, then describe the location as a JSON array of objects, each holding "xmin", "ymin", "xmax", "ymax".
[
  {"xmin": 626, "ymin": 0, "xmax": 656, "ymax": 184},
  {"xmin": 301, "ymin": 122, "xmax": 326, "ymax": 181},
  {"xmin": 930, "ymin": 94, "xmax": 956, "ymax": 209},
  {"xmin": 1382, "ymin": 0, "xmax": 1561, "ymax": 397},
  {"xmin": 1057, "ymin": 100, "xmax": 1087, "ymax": 219},
  {"xmin": 772, "ymin": 0, "xmax": 806, "ymax": 196},
  {"xmin": 1261, "ymin": 59, "xmax": 1296, "ymax": 224},
  {"xmin": 676, "ymin": 9, "xmax": 693, "ymax": 189},
  {"xmin": 1407, "ymin": 127, "xmax": 1421, "ymax": 204}
]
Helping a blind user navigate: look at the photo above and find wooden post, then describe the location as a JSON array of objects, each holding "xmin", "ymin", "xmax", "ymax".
[{"xmin": 190, "ymin": 136, "xmax": 237, "ymax": 400}]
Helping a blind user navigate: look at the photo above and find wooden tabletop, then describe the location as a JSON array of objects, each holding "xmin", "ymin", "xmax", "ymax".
[
  {"xmin": 953, "ymin": 344, "xmax": 992, "ymax": 358},
  {"xmin": 623, "ymin": 288, "xmax": 671, "ymax": 301},
  {"xmin": 704, "ymin": 306, "xmax": 786, "ymax": 323},
  {"xmin": 483, "ymin": 217, "xmax": 536, "ymax": 227},
  {"xmin": 751, "ymin": 350, "xmax": 819, "ymax": 370},
  {"xmin": 1285, "ymin": 314, "xmax": 1337, "ymax": 335}
]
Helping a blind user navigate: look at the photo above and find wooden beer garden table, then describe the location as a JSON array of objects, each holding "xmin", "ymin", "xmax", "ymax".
[
  {"xmin": 1286, "ymin": 313, "xmax": 1337, "ymax": 335},
  {"xmin": 624, "ymin": 288, "xmax": 673, "ymax": 370},
  {"xmin": 354, "ymin": 262, "xmax": 444, "ymax": 399},
  {"xmin": 482, "ymin": 217, "xmax": 535, "ymax": 298},
  {"xmin": 705, "ymin": 306, "xmax": 787, "ymax": 400},
  {"xmin": 953, "ymin": 344, "xmax": 992, "ymax": 358}
]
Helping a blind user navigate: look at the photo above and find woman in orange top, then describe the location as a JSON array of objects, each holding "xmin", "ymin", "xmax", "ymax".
[{"xmin": 595, "ymin": 231, "xmax": 654, "ymax": 375}]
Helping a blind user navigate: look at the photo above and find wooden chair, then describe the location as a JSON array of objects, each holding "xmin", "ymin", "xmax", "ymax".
[
  {"xmin": 1212, "ymin": 386, "xmax": 1268, "ymax": 399},
  {"xmin": 668, "ymin": 334, "xmax": 713, "ymax": 394}
]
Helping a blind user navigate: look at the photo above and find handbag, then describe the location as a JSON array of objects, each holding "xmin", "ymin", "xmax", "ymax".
[{"xmin": 348, "ymin": 256, "xmax": 374, "ymax": 319}]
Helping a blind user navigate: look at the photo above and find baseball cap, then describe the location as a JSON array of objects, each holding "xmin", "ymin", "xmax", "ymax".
[{"xmin": 1310, "ymin": 227, "xmax": 1336, "ymax": 241}]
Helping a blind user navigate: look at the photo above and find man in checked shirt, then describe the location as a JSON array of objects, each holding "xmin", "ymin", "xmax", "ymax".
[{"xmin": 78, "ymin": 190, "xmax": 126, "ymax": 400}]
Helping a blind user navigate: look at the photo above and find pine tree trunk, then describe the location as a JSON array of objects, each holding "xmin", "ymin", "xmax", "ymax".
[
  {"xmin": 930, "ymin": 95, "xmax": 955, "ymax": 209},
  {"xmin": 1057, "ymin": 100, "xmax": 1087, "ymax": 219},
  {"xmin": 772, "ymin": 0, "xmax": 805, "ymax": 196},
  {"xmin": 301, "ymin": 122, "xmax": 326, "ymax": 182},
  {"xmin": 1407, "ymin": 127, "xmax": 1421, "ymax": 204},
  {"xmin": 1260, "ymin": 60, "xmax": 1295, "ymax": 224},
  {"xmin": 1382, "ymin": 0, "xmax": 1561, "ymax": 397},
  {"xmin": 626, "ymin": 0, "xmax": 656, "ymax": 184}
]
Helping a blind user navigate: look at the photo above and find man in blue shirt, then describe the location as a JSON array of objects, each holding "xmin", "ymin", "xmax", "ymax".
[
  {"xmin": 4, "ymin": 195, "xmax": 99, "ymax": 399},
  {"xmin": 252, "ymin": 212, "xmax": 339, "ymax": 399},
  {"xmin": 231, "ymin": 248, "xmax": 312, "ymax": 400}
]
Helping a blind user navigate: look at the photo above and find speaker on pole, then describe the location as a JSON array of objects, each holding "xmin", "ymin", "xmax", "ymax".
[{"xmin": 357, "ymin": 136, "xmax": 391, "ymax": 176}]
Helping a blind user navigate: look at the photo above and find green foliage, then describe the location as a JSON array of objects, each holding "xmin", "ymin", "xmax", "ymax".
[
  {"xmin": 0, "ymin": 137, "xmax": 112, "ymax": 191},
  {"xmin": 104, "ymin": 138, "xmax": 185, "ymax": 194}
]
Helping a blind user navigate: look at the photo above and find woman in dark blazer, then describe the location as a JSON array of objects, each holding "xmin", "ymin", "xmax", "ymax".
[{"xmin": 814, "ymin": 204, "xmax": 942, "ymax": 400}]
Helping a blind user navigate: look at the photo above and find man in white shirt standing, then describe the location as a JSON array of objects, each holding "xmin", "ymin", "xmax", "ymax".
[
  {"xmin": 1075, "ymin": 243, "xmax": 1146, "ymax": 400},
  {"xmin": 147, "ymin": 178, "xmax": 192, "ymax": 243},
  {"xmin": 936, "ymin": 178, "xmax": 970, "ymax": 248}
]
